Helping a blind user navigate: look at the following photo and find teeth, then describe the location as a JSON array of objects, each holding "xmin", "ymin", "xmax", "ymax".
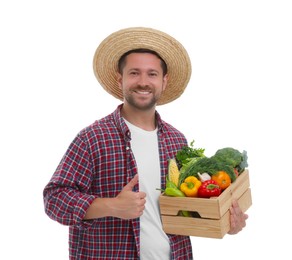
[{"xmin": 136, "ymin": 90, "xmax": 150, "ymax": 95}]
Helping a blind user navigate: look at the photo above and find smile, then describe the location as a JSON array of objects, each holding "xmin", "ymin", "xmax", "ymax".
[{"xmin": 134, "ymin": 90, "xmax": 151, "ymax": 95}]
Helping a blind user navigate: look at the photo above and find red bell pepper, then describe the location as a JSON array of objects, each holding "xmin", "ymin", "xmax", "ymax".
[{"xmin": 197, "ymin": 179, "xmax": 221, "ymax": 198}]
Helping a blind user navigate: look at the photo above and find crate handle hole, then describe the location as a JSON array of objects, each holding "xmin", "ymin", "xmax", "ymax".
[{"xmin": 178, "ymin": 211, "xmax": 201, "ymax": 218}]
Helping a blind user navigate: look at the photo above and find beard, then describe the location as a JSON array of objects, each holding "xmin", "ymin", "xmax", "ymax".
[{"xmin": 123, "ymin": 86, "xmax": 161, "ymax": 111}]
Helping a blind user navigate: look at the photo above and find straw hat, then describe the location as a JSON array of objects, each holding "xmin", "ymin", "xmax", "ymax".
[{"xmin": 93, "ymin": 27, "xmax": 192, "ymax": 105}]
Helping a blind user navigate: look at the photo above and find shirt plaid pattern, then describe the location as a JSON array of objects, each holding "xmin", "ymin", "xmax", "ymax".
[{"xmin": 43, "ymin": 104, "xmax": 193, "ymax": 260}]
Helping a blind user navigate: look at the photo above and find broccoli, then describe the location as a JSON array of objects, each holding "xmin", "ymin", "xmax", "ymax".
[
  {"xmin": 238, "ymin": 150, "xmax": 248, "ymax": 173},
  {"xmin": 213, "ymin": 147, "xmax": 248, "ymax": 174}
]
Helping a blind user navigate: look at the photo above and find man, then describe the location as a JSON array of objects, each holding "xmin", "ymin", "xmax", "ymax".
[{"xmin": 43, "ymin": 27, "xmax": 248, "ymax": 259}]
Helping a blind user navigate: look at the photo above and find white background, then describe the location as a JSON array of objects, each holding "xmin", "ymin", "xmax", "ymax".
[{"xmin": 1, "ymin": 0, "xmax": 291, "ymax": 259}]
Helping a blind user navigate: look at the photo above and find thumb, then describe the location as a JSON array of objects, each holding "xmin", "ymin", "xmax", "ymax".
[{"xmin": 123, "ymin": 174, "xmax": 139, "ymax": 191}]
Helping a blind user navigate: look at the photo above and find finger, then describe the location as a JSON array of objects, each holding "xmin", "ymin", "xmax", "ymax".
[
  {"xmin": 231, "ymin": 200, "xmax": 243, "ymax": 216},
  {"xmin": 229, "ymin": 214, "xmax": 243, "ymax": 234},
  {"xmin": 139, "ymin": 191, "xmax": 147, "ymax": 199},
  {"xmin": 123, "ymin": 174, "xmax": 139, "ymax": 191},
  {"xmin": 232, "ymin": 199, "xmax": 239, "ymax": 208},
  {"xmin": 228, "ymin": 215, "xmax": 236, "ymax": 234},
  {"xmin": 229, "ymin": 204, "xmax": 235, "ymax": 215}
]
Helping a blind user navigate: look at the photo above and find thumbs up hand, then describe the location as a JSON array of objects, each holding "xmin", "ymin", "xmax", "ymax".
[{"xmin": 114, "ymin": 174, "xmax": 146, "ymax": 219}]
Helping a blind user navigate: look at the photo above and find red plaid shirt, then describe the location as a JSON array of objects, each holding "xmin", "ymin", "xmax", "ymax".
[{"xmin": 43, "ymin": 104, "xmax": 193, "ymax": 260}]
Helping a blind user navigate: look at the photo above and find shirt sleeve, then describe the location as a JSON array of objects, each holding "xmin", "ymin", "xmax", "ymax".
[{"xmin": 43, "ymin": 133, "xmax": 96, "ymax": 227}]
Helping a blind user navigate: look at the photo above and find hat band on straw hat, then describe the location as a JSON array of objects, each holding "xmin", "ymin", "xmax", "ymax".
[{"xmin": 93, "ymin": 27, "xmax": 192, "ymax": 105}]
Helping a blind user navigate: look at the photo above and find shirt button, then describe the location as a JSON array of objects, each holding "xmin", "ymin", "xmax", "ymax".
[{"xmin": 126, "ymin": 146, "xmax": 130, "ymax": 150}]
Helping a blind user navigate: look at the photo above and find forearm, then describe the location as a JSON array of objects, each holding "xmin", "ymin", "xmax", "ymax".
[
  {"xmin": 84, "ymin": 197, "xmax": 117, "ymax": 219},
  {"xmin": 84, "ymin": 196, "xmax": 141, "ymax": 220}
]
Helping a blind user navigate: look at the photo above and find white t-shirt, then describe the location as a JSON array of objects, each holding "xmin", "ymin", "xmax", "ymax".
[{"xmin": 124, "ymin": 119, "xmax": 171, "ymax": 260}]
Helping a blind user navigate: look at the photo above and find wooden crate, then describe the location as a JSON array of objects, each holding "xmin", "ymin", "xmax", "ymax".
[{"xmin": 159, "ymin": 169, "xmax": 252, "ymax": 238}]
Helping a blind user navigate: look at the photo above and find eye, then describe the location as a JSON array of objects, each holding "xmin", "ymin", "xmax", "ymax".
[
  {"xmin": 129, "ymin": 71, "xmax": 139, "ymax": 76},
  {"xmin": 149, "ymin": 72, "xmax": 158, "ymax": 77}
]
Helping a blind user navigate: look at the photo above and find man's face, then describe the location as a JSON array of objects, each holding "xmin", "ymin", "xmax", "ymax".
[{"xmin": 117, "ymin": 52, "xmax": 168, "ymax": 111}]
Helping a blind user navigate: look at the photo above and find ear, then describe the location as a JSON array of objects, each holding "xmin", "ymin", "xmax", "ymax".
[
  {"xmin": 162, "ymin": 74, "xmax": 168, "ymax": 91},
  {"xmin": 117, "ymin": 72, "xmax": 122, "ymax": 89}
]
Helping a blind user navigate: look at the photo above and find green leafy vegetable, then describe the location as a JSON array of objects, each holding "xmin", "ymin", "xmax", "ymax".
[
  {"xmin": 178, "ymin": 156, "xmax": 236, "ymax": 186},
  {"xmin": 176, "ymin": 140, "xmax": 205, "ymax": 167}
]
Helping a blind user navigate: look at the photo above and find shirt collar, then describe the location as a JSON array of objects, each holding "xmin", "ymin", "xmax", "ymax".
[{"xmin": 112, "ymin": 104, "xmax": 167, "ymax": 139}]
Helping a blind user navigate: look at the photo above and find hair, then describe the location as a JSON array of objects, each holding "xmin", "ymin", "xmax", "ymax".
[{"xmin": 117, "ymin": 48, "xmax": 168, "ymax": 75}]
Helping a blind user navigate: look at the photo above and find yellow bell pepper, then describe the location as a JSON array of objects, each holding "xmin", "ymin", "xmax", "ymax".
[{"xmin": 180, "ymin": 176, "xmax": 202, "ymax": 197}]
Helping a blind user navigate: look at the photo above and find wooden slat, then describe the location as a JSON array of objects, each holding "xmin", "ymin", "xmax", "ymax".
[
  {"xmin": 159, "ymin": 195, "xmax": 220, "ymax": 218},
  {"xmin": 161, "ymin": 214, "xmax": 229, "ymax": 238}
]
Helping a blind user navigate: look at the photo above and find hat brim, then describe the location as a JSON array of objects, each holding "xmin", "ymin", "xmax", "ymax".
[{"xmin": 93, "ymin": 27, "xmax": 192, "ymax": 105}]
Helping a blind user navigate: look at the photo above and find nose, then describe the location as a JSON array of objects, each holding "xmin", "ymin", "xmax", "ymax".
[{"xmin": 137, "ymin": 73, "xmax": 148, "ymax": 86}]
